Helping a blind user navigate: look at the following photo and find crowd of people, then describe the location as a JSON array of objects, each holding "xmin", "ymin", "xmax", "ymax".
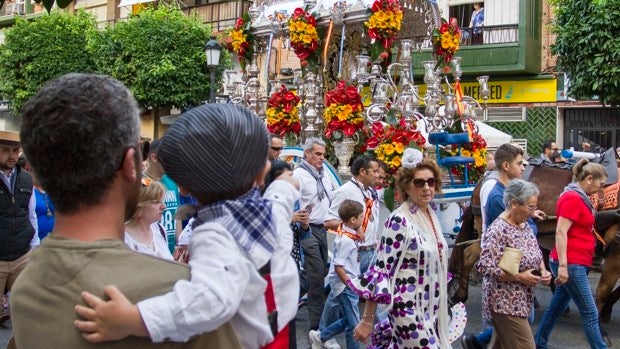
[{"xmin": 0, "ymin": 72, "xmax": 612, "ymax": 349}]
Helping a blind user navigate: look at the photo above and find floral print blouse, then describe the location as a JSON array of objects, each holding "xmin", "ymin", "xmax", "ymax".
[{"xmin": 476, "ymin": 217, "xmax": 543, "ymax": 319}]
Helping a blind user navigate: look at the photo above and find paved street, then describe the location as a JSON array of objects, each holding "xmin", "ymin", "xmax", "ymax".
[
  {"xmin": 294, "ymin": 269, "xmax": 620, "ymax": 349},
  {"xmin": 0, "ymin": 271, "xmax": 617, "ymax": 348}
]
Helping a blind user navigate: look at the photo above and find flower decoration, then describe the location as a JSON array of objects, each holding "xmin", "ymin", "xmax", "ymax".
[
  {"xmin": 366, "ymin": 119, "xmax": 426, "ymax": 175},
  {"xmin": 288, "ymin": 8, "xmax": 320, "ymax": 68},
  {"xmin": 365, "ymin": 0, "xmax": 403, "ymax": 60},
  {"xmin": 323, "ymin": 81, "xmax": 364, "ymax": 140},
  {"xmin": 444, "ymin": 120, "xmax": 487, "ymax": 184},
  {"xmin": 432, "ymin": 19, "xmax": 461, "ymax": 67},
  {"xmin": 229, "ymin": 13, "xmax": 255, "ymax": 73},
  {"xmin": 266, "ymin": 85, "xmax": 302, "ymax": 143}
]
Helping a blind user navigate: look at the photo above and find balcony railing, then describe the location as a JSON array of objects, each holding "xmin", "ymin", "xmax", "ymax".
[{"xmin": 417, "ymin": 24, "xmax": 519, "ymax": 49}]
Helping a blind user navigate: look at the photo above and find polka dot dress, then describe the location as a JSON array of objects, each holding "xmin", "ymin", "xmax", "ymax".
[{"xmin": 350, "ymin": 202, "xmax": 451, "ymax": 349}]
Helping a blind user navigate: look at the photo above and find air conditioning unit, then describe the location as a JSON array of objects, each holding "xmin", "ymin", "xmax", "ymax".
[{"xmin": 486, "ymin": 106, "xmax": 526, "ymax": 122}]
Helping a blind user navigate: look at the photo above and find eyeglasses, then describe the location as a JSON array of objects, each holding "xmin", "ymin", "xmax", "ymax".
[
  {"xmin": 411, "ymin": 177, "xmax": 437, "ymax": 188},
  {"xmin": 526, "ymin": 205, "xmax": 537, "ymax": 212},
  {"xmin": 270, "ymin": 146, "xmax": 283, "ymax": 151}
]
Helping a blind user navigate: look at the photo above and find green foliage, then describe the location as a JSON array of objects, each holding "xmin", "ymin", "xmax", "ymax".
[
  {"xmin": 0, "ymin": 11, "xmax": 97, "ymax": 114},
  {"xmin": 551, "ymin": 0, "xmax": 620, "ymax": 106},
  {"xmin": 89, "ymin": 5, "xmax": 231, "ymax": 110}
]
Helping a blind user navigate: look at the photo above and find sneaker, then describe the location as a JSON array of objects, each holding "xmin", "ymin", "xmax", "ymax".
[
  {"xmin": 324, "ymin": 338, "xmax": 341, "ymax": 349},
  {"xmin": 308, "ymin": 330, "xmax": 323, "ymax": 349},
  {"xmin": 461, "ymin": 334, "xmax": 482, "ymax": 349},
  {"xmin": 0, "ymin": 313, "xmax": 9, "ymax": 325}
]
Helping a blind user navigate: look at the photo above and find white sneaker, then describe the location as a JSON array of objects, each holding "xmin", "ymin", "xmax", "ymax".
[
  {"xmin": 324, "ymin": 338, "xmax": 341, "ymax": 349},
  {"xmin": 308, "ymin": 330, "xmax": 323, "ymax": 349}
]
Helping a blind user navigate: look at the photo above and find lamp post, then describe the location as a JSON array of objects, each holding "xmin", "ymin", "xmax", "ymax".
[{"xmin": 205, "ymin": 36, "xmax": 222, "ymax": 103}]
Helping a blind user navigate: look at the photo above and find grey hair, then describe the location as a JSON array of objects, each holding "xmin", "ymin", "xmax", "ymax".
[
  {"xmin": 503, "ymin": 179, "xmax": 539, "ymax": 207},
  {"xmin": 303, "ymin": 137, "xmax": 326, "ymax": 152},
  {"xmin": 20, "ymin": 73, "xmax": 140, "ymax": 214}
]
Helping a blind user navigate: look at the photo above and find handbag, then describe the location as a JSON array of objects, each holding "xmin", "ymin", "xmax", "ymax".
[{"xmin": 498, "ymin": 246, "xmax": 522, "ymax": 276}]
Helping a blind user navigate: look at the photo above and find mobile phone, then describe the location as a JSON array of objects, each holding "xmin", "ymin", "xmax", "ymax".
[{"xmin": 531, "ymin": 270, "xmax": 542, "ymax": 277}]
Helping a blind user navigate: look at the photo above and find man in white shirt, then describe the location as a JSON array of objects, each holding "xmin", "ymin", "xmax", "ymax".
[
  {"xmin": 325, "ymin": 155, "xmax": 380, "ymax": 275},
  {"xmin": 293, "ymin": 137, "xmax": 336, "ymax": 331}
]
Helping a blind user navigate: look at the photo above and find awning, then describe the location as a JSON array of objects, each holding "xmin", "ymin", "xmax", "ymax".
[{"xmin": 118, "ymin": 0, "xmax": 156, "ymax": 7}]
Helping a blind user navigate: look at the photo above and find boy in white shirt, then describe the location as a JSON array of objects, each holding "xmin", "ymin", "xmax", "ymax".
[
  {"xmin": 74, "ymin": 104, "xmax": 300, "ymax": 349},
  {"xmin": 309, "ymin": 199, "xmax": 364, "ymax": 349}
]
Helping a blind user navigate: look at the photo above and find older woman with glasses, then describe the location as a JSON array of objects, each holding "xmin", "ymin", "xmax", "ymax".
[
  {"xmin": 476, "ymin": 179, "xmax": 551, "ymax": 349},
  {"xmin": 351, "ymin": 149, "xmax": 451, "ymax": 348},
  {"xmin": 124, "ymin": 181, "xmax": 173, "ymax": 260}
]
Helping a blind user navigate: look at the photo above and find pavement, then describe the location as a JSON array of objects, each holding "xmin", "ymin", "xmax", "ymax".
[{"xmin": 294, "ymin": 269, "xmax": 620, "ymax": 349}]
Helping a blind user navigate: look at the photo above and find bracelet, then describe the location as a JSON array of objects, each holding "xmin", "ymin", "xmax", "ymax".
[
  {"xmin": 359, "ymin": 321, "xmax": 374, "ymax": 327},
  {"xmin": 559, "ymin": 264, "xmax": 567, "ymax": 267},
  {"xmin": 361, "ymin": 315, "xmax": 375, "ymax": 319}
]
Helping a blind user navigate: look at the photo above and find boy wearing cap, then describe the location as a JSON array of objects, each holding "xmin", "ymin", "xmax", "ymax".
[
  {"xmin": 75, "ymin": 104, "xmax": 300, "ymax": 349},
  {"xmin": 0, "ymin": 130, "xmax": 39, "ymax": 324}
]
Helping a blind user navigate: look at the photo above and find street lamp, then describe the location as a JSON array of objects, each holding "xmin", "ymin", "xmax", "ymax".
[{"xmin": 205, "ymin": 35, "xmax": 222, "ymax": 103}]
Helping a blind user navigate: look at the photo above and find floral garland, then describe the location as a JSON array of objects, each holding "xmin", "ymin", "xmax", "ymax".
[
  {"xmin": 365, "ymin": 0, "xmax": 403, "ymax": 60},
  {"xmin": 288, "ymin": 8, "xmax": 320, "ymax": 68},
  {"xmin": 432, "ymin": 19, "xmax": 461, "ymax": 67},
  {"xmin": 323, "ymin": 81, "xmax": 364, "ymax": 140},
  {"xmin": 366, "ymin": 119, "xmax": 427, "ymax": 175},
  {"xmin": 266, "ymin": 85, "xmax": 301, "ymax": 143},
  {"xmin": 229, "ymin": 13, "xmax": 254, "ymax": 73}
]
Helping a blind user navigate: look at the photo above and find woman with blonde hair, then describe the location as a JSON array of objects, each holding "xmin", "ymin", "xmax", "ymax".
[
  {"xmin": 535, "ymin": 159, "xmax": 608, "ymax": 349},
  {"xmin": 125, "ymin": 181, "xmax": 173, "ymax": 260}
]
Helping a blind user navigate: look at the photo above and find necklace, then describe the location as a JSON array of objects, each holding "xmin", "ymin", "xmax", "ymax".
[
  {"xmin": 37, "ymin": 188, "xmax": 53, "ymax": 218},
  {"xmin": 423, "ymin": 207, "xmax": 444, "ymax": 262}
]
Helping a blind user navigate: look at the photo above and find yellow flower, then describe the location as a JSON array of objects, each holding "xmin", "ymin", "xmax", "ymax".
[
  {"xmin": 394, "ymin": 142, "xmax": 405, "ymax": 154},
  {"xmin": 462, "ymin": 149, "xmax": 472, "ymax": 157},
  {"xmin": 390, "ymin": 155, "xmax": 401, "ymax": 168},
  {"xmin": 383, "ymin": 143, "xmax": 395, "ymax": 156}
]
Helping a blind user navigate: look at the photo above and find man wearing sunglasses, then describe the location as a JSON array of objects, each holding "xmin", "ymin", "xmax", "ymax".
[
  {"xmin": 268, "ymin": 135, "xmax": 284, "ymax": 161},
  {"xmin": 540, "ymin": 140, "xmax": 559, "ymax": 164}
]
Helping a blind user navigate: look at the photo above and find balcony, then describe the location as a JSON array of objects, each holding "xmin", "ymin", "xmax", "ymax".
[
  {"xmin": 181, "ymin": 0, "xmax": 251, "ymax": 33},
  {"xmin": 412, "ymin": 0, "xmax": 543, "ymax": 76},
  {"xmin": 0, "ymin": 0, "xmax": 44, "ymax": 27}
]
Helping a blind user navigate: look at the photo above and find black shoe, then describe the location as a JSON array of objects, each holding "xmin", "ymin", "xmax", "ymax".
[{"xmin": 461, "ymin": 334, "xmax": 483, "ymax": 349}]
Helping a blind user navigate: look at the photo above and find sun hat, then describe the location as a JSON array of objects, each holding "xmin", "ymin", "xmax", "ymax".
[
  {"xmin": 158, "ymin": 104, "xmax": 269, "ymax": 195},
  {"xmin": 0, "ymin": 130, "xmax": 20, "ymax": 147}
]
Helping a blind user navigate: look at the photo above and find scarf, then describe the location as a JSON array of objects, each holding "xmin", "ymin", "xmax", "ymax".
[
  {"xmin": 562, "ymin": 182, "xmax": 595, "ymax": 214},
  {"xmin": 298, "ymin": 160, "xmax": 330, "ymax": 202},
  {"xmin": 192, "ymin": 187, "xmax": 277, "ymax": 268}
]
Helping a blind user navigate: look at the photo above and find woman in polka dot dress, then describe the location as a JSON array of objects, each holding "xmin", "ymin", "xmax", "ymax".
[{"xmin": 350, "ymin": 158, "xmax": 451, "ymax": 348}]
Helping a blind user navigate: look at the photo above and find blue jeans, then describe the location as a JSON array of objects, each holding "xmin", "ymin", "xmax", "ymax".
[
  {"xmin": 320, "ymin": 287, "xmax": 360, "ymax": 349},
  {"xmin": 319, "ymin": 288, "xmax": 341, "ymax": 330},
  {"xmin": 358, "ymin": 248, "xmax": 375, "ymax": 275},
  {"xmin": 534, "ymin": 260, "xmax": 607, "ymax": 349}
]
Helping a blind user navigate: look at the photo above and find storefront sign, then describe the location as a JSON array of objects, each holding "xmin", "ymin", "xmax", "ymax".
[{"xmin": 417, "ymin": 79, "xmax": 557, "ymax": 104}]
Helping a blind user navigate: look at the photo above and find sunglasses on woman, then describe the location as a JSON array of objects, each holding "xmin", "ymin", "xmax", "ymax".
[{"xmin": 412, "ymin": 177, "xmax": 437, "ymax": 188}]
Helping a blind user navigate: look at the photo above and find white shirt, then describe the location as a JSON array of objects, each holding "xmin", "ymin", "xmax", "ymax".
[
  {"xmin": 326, "ymin": 179, "xmax": 380, "ymax": 248},
  {"xmin": 293, "ymin": 166, "xmax": 335, "ymax": 225},
  {"xmin": 136, "ymin": 180, "xmax": 300, "ymax": 349},
  {"xmin": 124, "ymin": 222, "xmax": 173, "ymax": 261},
  {"xmin": 480, "ymin": 171, "xmax": 499, "ymax": 232},
  {"xmin": 328, "ymin": 224, "xmax": 360, "ymax": 296}
]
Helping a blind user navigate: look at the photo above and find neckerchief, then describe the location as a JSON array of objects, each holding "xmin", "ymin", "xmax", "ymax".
[
  {"xmin": 192, "ymin": 187, "xmax": 277, "ymax": 268},
  {"xmin": 299, "ymin": 160, "xmax": 330, "ymax": 202},
  {"xmin": 351, "ymin": 178, "xmax": 375, "ymax": 234},
  {"xmin": 337, "ymin": 224, "xmax": 361, "ymax": 241},
  {"xmin": 562, "ymin": 182, "xmax": 595, "ymax": 214}
]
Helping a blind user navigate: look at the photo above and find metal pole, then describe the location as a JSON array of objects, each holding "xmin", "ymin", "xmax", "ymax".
[{"xmin": 210, "ymin": 68, "xmax": 216, "ymax": 103}]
